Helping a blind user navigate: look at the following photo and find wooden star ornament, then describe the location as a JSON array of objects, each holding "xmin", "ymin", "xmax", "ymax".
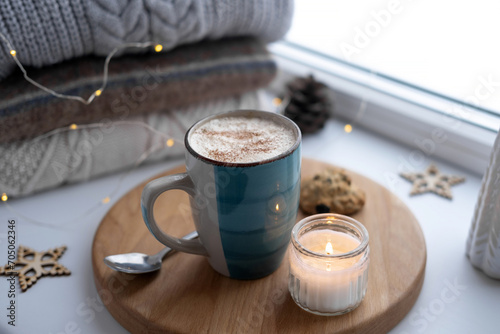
[
  {"xmin": 0, "ymin": 245, "xmax": 70, "ymax": 292},
  {"xmin": 400, "ymin": 164, "xmax": 465, "ymax": 199}
]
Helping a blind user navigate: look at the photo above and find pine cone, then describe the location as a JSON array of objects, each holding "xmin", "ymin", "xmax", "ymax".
[{"xmin": 284, "ymin": 75, "xmax": 331, "ymax": 134}]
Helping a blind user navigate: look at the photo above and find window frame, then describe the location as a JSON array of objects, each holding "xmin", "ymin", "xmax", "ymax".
[{"xmin": 269, "ymin": 41, "xmax": 498, "ymax": 175}]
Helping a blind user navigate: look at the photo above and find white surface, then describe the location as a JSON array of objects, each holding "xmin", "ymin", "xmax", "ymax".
[
  {"xmin": 287, "ymin": 0, "xmax": 500, "ymax": 114},
  {"xmin": 0, "ymin": 118, "xmax": 499, "ymax": 334}
]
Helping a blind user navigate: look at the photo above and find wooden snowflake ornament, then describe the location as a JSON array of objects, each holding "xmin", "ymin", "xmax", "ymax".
[
  {"xmin": 400, "ymin": 164, "xmax": 465, "ymax": 199},
  {"xmin": 0, "ymin": 245, "xmax": 70, "ymax": 292}
]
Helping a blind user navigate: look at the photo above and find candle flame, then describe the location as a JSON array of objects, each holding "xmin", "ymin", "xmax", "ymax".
[
  {"xmin": 325, "ymin": 242, "xmax": 333, "ymax": 255},
  {"xmin": 276, "ymin": 203, "xmax": 279, "ymax": 211}
]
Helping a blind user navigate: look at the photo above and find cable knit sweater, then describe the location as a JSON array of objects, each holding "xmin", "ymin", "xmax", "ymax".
[
  {"xmin": 0, "ymin": 37, "xmax": 276, "ymax": 143},
  {"xmin": 0, "ymin": 0, "xmax": 293, "ymax": 79}
]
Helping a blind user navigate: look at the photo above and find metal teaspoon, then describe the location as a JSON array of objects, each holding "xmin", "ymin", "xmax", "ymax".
[{"xmin": 103, "ymin": 231, "xmax": 198, "ymax": 274}]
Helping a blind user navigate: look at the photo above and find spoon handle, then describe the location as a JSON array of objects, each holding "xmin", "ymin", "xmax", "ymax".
[{"xmin": 157, "ymin": 230, "xmax": 199, "ymax": 260}]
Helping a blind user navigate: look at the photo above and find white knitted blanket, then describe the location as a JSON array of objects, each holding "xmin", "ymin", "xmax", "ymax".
[
  {"xmin": 0, "ymin": 0, "xmax": 293, "ymax": 79},
  {"xmin": 0, "ymin": 91, "xmax": 262, "ymax": 197}
]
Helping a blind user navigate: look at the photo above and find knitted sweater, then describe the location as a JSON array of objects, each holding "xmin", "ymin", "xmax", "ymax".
[
  {"xmin": 0, "ymin": 91, "xmax": 262, "ymax": 197},
  {"xmin": 0, "ymin": 37, "xmax": 276, "ymax": 143},
  {"xmin": 0, "ymin": 0, "xmax": 293, "ymax": 79}
]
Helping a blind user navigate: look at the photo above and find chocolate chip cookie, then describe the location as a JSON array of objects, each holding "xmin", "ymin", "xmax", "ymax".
[{"xmin": 300, "ymin": 168, "xmax": 366, "ymax": 215}]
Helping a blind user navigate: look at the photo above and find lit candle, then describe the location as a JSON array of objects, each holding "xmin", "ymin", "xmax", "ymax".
[{"xmin": 288, "ymin": 214, "xmax": 370, "ymax": 316}]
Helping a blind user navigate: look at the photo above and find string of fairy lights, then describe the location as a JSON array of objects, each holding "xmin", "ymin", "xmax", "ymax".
[
  {"xmin": 1, "ymin": 121, "xmax": 182, "ymax": 229},
  {"xmin": 0, "ymin": 31, "xmax": 366, "ymax": 228},
  {"xmin": 0, "ymin": 32, "xmax": 163, "ymax": 104},
  {"xmin": 0, "ymin": 31, "xmax": 184, "ymax": 228}
]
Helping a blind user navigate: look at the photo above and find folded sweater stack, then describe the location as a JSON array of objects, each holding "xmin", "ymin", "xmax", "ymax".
[
  {"xmin": 0, "ymin": 37, "xmax": 276, "ymax": 143},
  {"xmin": 0, "ymin": 0, "xmax": 293, "ymax": 78},
  {"xmin": 0, "ymin": 0, "xmax": 294, "ymax": 197},
  {"xmin": 0, "ymin": 92, "xmax": 262, "ymax": 197}
]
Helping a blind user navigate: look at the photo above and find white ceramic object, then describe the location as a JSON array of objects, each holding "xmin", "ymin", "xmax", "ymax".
[{"xmin": 466, "ymin": 131, "xmax": 500, "ymax": 279}]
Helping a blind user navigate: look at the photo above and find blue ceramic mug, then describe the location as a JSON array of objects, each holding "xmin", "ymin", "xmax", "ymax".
[{"xmin": 141, "ymin": 110, "xmax": 301, "ymax": 279}]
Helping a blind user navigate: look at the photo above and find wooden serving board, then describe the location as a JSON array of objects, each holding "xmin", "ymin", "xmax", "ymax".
[{"xmin": 92, "ymin": 158, "xmax": 426, "ymax": 334}]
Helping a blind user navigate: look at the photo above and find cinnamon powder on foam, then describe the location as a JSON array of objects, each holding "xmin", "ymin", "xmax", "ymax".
[{"xmin": 189, "ymin": 116, "xmax": 296, "ymax": 163}]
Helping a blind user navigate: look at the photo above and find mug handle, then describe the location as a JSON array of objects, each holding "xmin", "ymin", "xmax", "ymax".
[{"xmin": 141, "ymin": 173, "xmax": 208, "ymax": 255}]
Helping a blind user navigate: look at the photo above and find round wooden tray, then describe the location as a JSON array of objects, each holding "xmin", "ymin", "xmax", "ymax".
[{"xmin": 92, "ymin": 158, "xmax": 426, "ymax": 334}]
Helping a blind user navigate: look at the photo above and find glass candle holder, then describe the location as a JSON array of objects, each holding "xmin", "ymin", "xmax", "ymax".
[{"xmin": 288, "ymin": 213, "xmax": 370, "ymax": 316}]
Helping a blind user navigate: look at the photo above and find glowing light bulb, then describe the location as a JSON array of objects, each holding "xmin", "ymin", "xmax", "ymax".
[
  {"xmin": 9, "ymin": 50, "xmax": 16, "ymax": 56},
  {"xmin": 272, "ymin": 97, "xmax": 282, "ymax": 106},
  {"xmin": 166, "ymin": 139, "xmax": 174, "ymax": 147},
  {"xmin": 101, "ymin": 197, "xmax": 110, "ymax": 204},
  {"xmin": 325, "ymin": 242, "xmax": 333, "ymax": 255},
  {"xmin": 1, "ymin": 193, "xmax": 8, "ymax": 202},
  {"xmin": 275, "ymin": 203, "xmax": 280, "ymax": 211},
  {"xmin": 69, "ymin": 124, "xmax": 78, "ymax": 130},
  {"xmin": 155, "ymin": 44, "xmax": 163, "ymax": 52},
  {"xmin": 95, "ymin": 89, "xmax": 102, "ymax": 96},
  {"xmin": 344, "ymin": 124, "xmax": 352, "ymax": 133}
]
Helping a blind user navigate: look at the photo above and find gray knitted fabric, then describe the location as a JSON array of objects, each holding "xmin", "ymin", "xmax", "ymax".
[
  {"xmin": 0, "ymin": 0, "xmax": 293, "ymax": 79},
  {"xmin": 0, "ymin": 91, "xmax": 262, "ymax": 197}
]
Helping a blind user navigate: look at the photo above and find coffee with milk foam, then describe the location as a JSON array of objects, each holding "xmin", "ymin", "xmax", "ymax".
[{"xmin": 189, "ymin": 116, "xmax": 296, "ymax": 163}]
